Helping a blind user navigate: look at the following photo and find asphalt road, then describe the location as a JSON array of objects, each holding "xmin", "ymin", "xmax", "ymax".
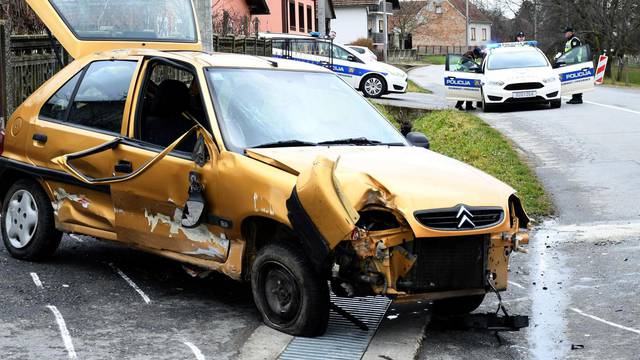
[
  {"xmin": 410, "ymin": 65, "xmax": 640, "ymax": 360},
  {"xmin": 0, "ymin": 236, "xmax": 261, "ymax": 359}
]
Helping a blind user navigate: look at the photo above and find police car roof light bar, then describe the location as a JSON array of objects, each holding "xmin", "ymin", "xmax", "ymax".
[{"xmin": 486, "ymin": 40, "xmax": 538, "ymax": 50}]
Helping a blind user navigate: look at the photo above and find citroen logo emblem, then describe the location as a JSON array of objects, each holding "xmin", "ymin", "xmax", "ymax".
[{"xmin": 456, "ymin": 205, "xmax": 475, "ymax": 229}]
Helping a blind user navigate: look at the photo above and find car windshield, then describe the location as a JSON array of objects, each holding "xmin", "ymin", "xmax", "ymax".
[
  {"xmin": 206, "ymin": 68, "xmax": 407, "ymax": 152},
  {"xmin": 49, "ymin": 0, "xmax": 197, "ymax": 42},
  {"xmin": 487, "ymin": 50, "xmax": 548, "ymax": 70}
]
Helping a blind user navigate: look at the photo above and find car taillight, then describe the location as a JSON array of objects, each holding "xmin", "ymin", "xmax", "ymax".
[{"xmin": 0, "ymin": 129, "xmax": 5, "ymax": 156}]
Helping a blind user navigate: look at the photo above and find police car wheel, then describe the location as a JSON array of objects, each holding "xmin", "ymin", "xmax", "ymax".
[
  {"xmin": 550, "ymin": 99, "xmax": 562, "ymax": 109},
  {"xmin": 362, "ymin": 75, "xmax": 386, "ymax": 98}
]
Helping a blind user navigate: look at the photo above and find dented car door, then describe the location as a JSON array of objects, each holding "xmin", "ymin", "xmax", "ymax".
[
  {"xmin": 26, "ymin": 59, "xmax": 141, "ymax": 238},
  {"xmin": 108, "ymin": 59, "xmax": 230, "ymax": 262}
]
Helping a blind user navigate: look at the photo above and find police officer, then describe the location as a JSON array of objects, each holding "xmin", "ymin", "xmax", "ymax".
[
  {"xmin": 455, "ymin": 47, "xmax": 484, "ymax": 111},
  {"xmin": 515, "ymin": 31, "xmax": 526, "ymax": 42},
  {"xmin": 564, "ymin": 26, "xmax": 583, "ymax": 104}
]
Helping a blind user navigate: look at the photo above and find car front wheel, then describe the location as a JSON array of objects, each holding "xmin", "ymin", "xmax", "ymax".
[
  {"xmin": 362, "ymin": 75, "xmax": 386, "ymax": 98},
  {"xmin": 1, "ymin": 179, "xmax": 62, "ymax": 260},
  {"xmin": 251, "ymin": 242, "xmax": 329, "ymax": 337},
  {"xmin": 550, "ymin": 99, "xmax": 562, "ymax": 109}
]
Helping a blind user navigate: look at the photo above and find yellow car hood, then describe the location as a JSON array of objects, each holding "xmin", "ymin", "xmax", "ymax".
[{"xmin": 247, "ymin": 146, "xmax": 516, "ymax": 235}]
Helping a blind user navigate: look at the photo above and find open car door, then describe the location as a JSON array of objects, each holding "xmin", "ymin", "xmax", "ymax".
[
  {"xmin": 26, "ymin": 0, "xmax": 202, "ymax": 59},
  {"xmin": 554, "ymin": 45, "xmax": 595, "ymax": 97},
  {"xmin": 444, "ymin": 54, "xmax": 484, "ymax": 102}
]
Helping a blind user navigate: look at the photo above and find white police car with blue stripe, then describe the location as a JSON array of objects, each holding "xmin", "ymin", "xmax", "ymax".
[
  {"xmin": 262, "ymin": 33, "xmax": 407, "ymax": 98},
  {"xmin": 444, "ymin": 41, "xmax": 595, "ymax": 111}
]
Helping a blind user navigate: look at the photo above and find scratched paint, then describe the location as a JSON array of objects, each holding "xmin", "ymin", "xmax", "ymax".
[
  {"xmin": 252, "ymin": 193, "xmax": 275, "ymax": 216},
  {"xmin": 53, "ymin": 188, "xmax": 91, "ymax": 209},
  {"xmin": 144, "ymin": 208, "xmax": 230, "ymax": 258}
]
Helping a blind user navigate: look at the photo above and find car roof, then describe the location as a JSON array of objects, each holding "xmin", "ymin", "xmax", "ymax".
[
  {"xmin": 89, "ymin": 48, "xmax": 333, "ymax": 73},
  {"xmin": 488, "ymin": 46, "xmax": 541, "ymax": 54}
]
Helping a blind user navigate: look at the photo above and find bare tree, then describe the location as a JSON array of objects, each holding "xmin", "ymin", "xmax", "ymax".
[
  {"xmin": 0, "ymin": 0, "xmax": 45, "ymax": 34},
  {"xmin": 212, "ymin": 0, "xmax": 253, "ymax": 36},
  {"xmin": 391, "ymin": 0, "xmax": 431, "ymax": 49}
]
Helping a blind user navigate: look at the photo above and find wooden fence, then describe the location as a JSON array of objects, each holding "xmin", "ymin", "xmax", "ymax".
[
  {"xmin": 416, "ymin": 45, "xmax": 473, "ymax": 55},
  {"xmin": 212, "ymin": 34, "xmax": 272, "ymax": 56}
]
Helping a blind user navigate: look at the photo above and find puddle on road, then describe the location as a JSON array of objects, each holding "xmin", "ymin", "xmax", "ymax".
[{"xmin": 528, "ymin": 221, "xmax": 571, "ymax": 360}]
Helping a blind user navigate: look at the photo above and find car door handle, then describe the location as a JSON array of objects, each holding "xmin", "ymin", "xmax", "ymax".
[
  {"xmin": 32, "ymin": 133, "xmax": 48, "ymax": 143},
  {"xmin": 114, "ymin": 160, "xmax": 133, "ymax": 174}
]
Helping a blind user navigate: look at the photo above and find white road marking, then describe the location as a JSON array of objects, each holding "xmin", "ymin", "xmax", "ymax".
[
  {"xmin": 109, "ymin": 264, "xmax": 151, "ymax": 304},
  {"xmin": 182, "ymin": 341, "xmax": 206, "ymax": 360},
  {"xmin": 69, "ymin": 234, "xmax": 83, "ymax": 242},
  {"xmin": 562, "ymin": 96, "xmax": 640, "ymax": 115},
  {"xmin": 508, "ymin": 280, "xmax": 525, "ymax": 289},
  {"xmin": 570, "ymin": 307, "xmax": 640, "ymax": 335},
  {"xmin": 30, "ymin": 272, "xmax": 43, "ymax": 289},
  {"xmin": 46, "ymin": 305, "xmax": 77, "ymax": 359}
]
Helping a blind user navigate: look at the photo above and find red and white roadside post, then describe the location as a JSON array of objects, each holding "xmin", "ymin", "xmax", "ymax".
[{"xmin": 595, "ymin": 54, "xmax": 608, "ymax": 85}]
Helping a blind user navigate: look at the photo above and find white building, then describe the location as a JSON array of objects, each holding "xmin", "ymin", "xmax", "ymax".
[{"xmin": 332, "ymin": 0, "xmax": 400, "ymax": 46}]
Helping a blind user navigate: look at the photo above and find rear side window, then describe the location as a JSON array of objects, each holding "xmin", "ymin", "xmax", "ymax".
[
  {"xmin": 67, "ymin": 61, "xmax": 137, "ymax": 133},
  {"xmin": 40, "ymin": 72, "xmax": 82, "ymax": 121}
]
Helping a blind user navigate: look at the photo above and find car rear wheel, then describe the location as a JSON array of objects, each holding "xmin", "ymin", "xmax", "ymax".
[
  {"xmin": 550, "ymin": 99, "xmax": 562, "ymax": 109},
  {"xmin": 1, "ymin": 179, "xmax": 62, "ymax": 260},
  {"xmin": 362, "ymin": 75, "xmax": 386, "ymax": 98},
  {"xmin": 251, "ymin": 242, "xmax": 329, "ymax": 337},
  {"xmin": 432, "ymin": 294, "xmax": 486, "ymax": 315}
]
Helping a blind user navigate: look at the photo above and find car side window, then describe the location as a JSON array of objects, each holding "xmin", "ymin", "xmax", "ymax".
[
  {"xmin": 39, "ymin": 71, "xmax": 82, "ymax": 121},
  {"xmin": 136, "ymin": 61, "xmax": 209, "ymax": 153},
  {"xmin": 333, "ymin": 46, "xmax": 352, "ymax": 61},
  {"xmin": 446, "ymin": 54, "xmax": 479, "ymax": 73},
  {"xmin": 556, "ymin": 45, "xmax": 591, "ymax": 66},
  {"xmin": 66, "ymin": 61, "xmax": 137, "ymax": 133}
]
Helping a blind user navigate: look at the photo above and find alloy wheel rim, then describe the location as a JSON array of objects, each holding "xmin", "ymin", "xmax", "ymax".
[
  {"xmin": 365, "ymin": 78, "xmax": 382, "ymax": 96},
  {"xmin": 5, "ymin": 190, "xmax": 39, "ymax": 249}
]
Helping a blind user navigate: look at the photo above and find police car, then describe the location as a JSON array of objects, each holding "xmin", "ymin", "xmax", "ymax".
[
  {"xmin": 444, "ymin": 41, "xmax": 595, "ymax": 111},
  {"xmin": 261, "ymin": 33, "xmax": 407, "ymax": 98}
]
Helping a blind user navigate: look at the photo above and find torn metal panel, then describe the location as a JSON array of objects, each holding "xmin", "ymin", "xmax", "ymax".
[
  {"xmin": 143, "ymin": 208, "xmax": 230, "ymax": 262},
  {"xmin": 44, "ymin": 182, "xmax": 115, "ymax": 232}
]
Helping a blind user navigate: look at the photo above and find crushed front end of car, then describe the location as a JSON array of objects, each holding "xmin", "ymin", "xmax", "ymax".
[{"xmin": 287, "ymin": 155, "xmax": 530, "ymax": 306}]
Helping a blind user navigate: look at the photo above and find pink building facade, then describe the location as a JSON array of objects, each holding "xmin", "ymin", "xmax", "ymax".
[{"xmin": 255, "ymin": 0, "xmax": 316, "ymax": 34}]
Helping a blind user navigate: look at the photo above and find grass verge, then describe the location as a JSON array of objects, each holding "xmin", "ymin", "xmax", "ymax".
[
  {"xmin": 604, "ymin": 64, "xmax": 640, "ymax": 87},
  {"xmin": 407, "ymin": 79, "xmax": 432, "ymax": 94},
  {"xmin": 420, "ymin": 55, "xmax": 446, "ymax": 65},
  {"xmin": 373, "ymin": 104, "xmax": 553, "ymax": 218}
]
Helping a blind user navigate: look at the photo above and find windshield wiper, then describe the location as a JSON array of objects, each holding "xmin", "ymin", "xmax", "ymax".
[
  {"xmin": 318, "ymin": 137, "xmax": 404, "ymax": 146},
  {"xmin": 251, "ymin": 140, "xmax": 318, "ymax": 149}
]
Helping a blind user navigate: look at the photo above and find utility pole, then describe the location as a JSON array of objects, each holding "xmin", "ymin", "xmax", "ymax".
[
  {"xmin": 194, "ymin": 0, "xmax": 213, "ymax": 52},
  {"xmin": 318, "ymin": 0, "xmax": 326, "ymax": 35},
  {"xmin": 465, "ymin": 0, "xmax": 469, "ymax": 49},
  {"xmin": 383, "ymin": 0, "xmax": 388, "ymax": 62},
  {"xmin": 533, "ymin": 0, "xmax": 538, "ymax": 39}
]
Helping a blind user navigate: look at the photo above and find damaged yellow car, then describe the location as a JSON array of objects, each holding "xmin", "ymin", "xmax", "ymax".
[{"xmin": 0, "ymin": 0, "xmax": 529, "ymax": 336}]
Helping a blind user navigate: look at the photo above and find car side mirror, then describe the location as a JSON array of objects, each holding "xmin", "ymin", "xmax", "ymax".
[
  {"xmin": 406, "ymin": 132, "xmax": 430, "ymax": 149},
  {"xmin": 192, "ymin": 134, "xmax": 209, "ymax": 167},
  {"xmin": 553, "ymin": 61, "xmax": 565, "ymax": 69},
  {"xmin": 181, "ymin": 172, "xmax": 207, "ymax": 228}
]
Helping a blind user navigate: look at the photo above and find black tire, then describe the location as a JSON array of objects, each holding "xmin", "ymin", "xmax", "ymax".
[
  {"xmin": 251, "ymin": 242, "xmax": 329, "ymax": 337},
  {"xmin": 432, "ymin": 294, "xmax": 485, "ymax": 315},
  {"xmin": 550, "ymin": 99, "xmax": 562, "ymax": 109},
  {"xmin": 361, "ymin": 75, "xmax": 386, "ymax": 98},
  {"xmin": 481, "ymin": 89, "xmax": 494, "ymax": 112},
  {"xmin": 1, "ymin": 179, "xmax": 62, "ymax": 261},
  {"xmin": 482, "ymin": 97, "xmax": 496, "ymax": 112}
]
